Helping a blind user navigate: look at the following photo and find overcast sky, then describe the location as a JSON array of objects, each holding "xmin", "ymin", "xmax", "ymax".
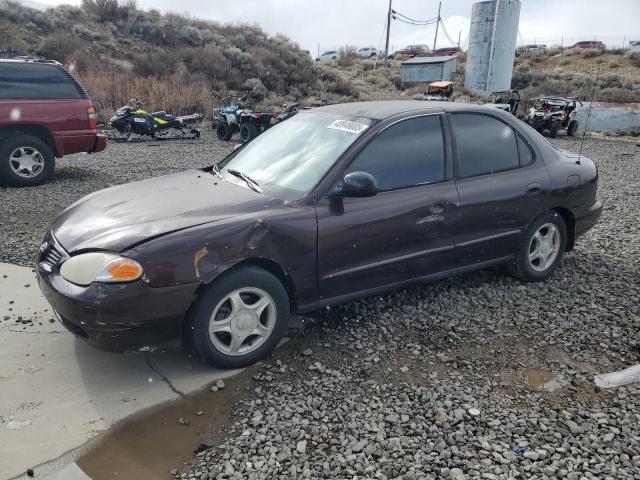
[{"xmin": 33, "ymin": 0, "xmax": 640, "ymax": 54}]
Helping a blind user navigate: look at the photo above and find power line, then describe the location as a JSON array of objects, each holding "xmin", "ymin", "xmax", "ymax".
[
  {"xmin": 391, "ymin": 9, "xmax": 438, "ymax": 24},
  {"xmin": 392, "ymin": 15, "xmax": 438, "ymax": 26},
  {"xmin": 439, "ymin": 19, "xmax": 456, "ymax": 46}
]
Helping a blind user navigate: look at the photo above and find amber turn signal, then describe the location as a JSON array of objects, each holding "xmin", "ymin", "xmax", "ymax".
[{"xmin": 97, "ymin": 258, "xmax": 143, "ymax": 282}]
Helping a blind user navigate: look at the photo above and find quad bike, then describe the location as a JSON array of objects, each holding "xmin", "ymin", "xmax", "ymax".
[
  {"xmin": 526, "ymin": 96, "xmax": 583, "ymax": 137},
  {"xmin": 485, "ymin": 89, "xmax": 520, "ymax": 115},
  {"xmin": 109, "ymin": 99, "xmax": 202, "ymax": 141},
  {"xmin": 213, "ymin": 96, "xmax": 275, "ymax": 143},
  {"xmin": 424, "ymin": 81, "xmax": 456, "ymax": 101}
]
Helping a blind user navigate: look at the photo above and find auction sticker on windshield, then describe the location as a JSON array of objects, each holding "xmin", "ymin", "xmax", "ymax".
[{"xmin": 327, "ymin": 119, "xmax": 369, "ymax": 134}]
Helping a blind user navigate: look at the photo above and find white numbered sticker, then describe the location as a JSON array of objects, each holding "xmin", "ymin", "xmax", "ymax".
[{"xmin": 327, "ymin": 119, "xmax": 369, "ymax": 134}]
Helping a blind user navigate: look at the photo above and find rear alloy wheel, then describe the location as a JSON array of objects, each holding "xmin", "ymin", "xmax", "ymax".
[
  {"xmin": 189, "ymin": 266, "xmax": 290, "ymax": 368},
  {"xmin": 216, "ymin": 121, "xmax": 233, "ymax": 141},
  {"xmin": 507, "ymin": 211, "xmax": 567, "ymax": 282},
  {"xmin": 0, "ymin": 135, "xmax": 55, "ymax": 187},
  {"xmin": 239, "ymin": 122, "xmax": 258, "ymax": 143}
]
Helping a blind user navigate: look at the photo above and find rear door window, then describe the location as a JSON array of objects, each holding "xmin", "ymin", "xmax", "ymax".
[
  {"xmin": 0, "ymin": 63, "xmax": 86, "ymax": 99},
  {"xmin": 452, "ymin": 113, "xmax": 519, "ymax": 178},
  {"xmin": 346, "ymin": 115, "xmax": 445, "ymax": 190}
]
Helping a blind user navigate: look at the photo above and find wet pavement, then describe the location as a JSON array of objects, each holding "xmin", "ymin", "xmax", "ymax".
[{"xmin": 0, "ymin": 262, "xmax": 241, "ymax": 480}]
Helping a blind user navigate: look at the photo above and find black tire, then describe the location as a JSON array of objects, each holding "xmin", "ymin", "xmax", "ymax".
[
  {"xmin": 239, "ymin": 122, "xmax": 258, "ymax": 143},
  {"xmin": 507, "ymin": 211, "xmax": 568, "ymax": 282},
  {"xmin": 548, "ymin": 124, "xmax": 559, "ymax": 138},
  {"xmin": 0, "ymin": 135, "xmax": 55, "ymax": 187},
  {"xmin": 188, "ymin": 266, "xmax": 290, "ymax": 369},
  {"xmin": 216, "ymin": 121, "xmax": 233, "ymax": 141},
  {"xmin": 567, "ymin": 120, "xmax": 578, "ymax": 137}
]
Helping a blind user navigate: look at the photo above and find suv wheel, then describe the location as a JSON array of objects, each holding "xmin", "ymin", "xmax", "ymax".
[
  {"xmin": 0, "ymin": 135, "xmax": 55, "ymax": 187},
  {"xmin": 188, "ymin": 266, "xmax": 290, "ymax": 368},
  {"xmin": 507, "ymin": 211, "xmax": 567, "ymax": 282}
]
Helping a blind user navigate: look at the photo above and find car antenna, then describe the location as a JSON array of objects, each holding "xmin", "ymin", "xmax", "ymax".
[{"xmin": 577, "ymin": 68, "xmax": 599, "ymax": 165}]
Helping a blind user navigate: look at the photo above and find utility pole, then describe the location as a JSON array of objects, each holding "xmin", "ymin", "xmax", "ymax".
[
  {"xmin": 384, "ymin": 0, "xmax": 392, "ymax": 68},
  {"xmin": 457, "ymin": 30, "xmax": 461, "ymax": 48},
  {"xmin": 433, "ymin": 1, "xmax": 441, "ymax": 51}
]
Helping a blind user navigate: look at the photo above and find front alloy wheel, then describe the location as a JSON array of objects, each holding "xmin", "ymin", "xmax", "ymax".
[
  {"xmin": 188, "ymin": 266, "xmax": 290, "ymax": 368},
  {"xmin": 208, "ymin": 287, "xmax": 277, "ymax": 356}
]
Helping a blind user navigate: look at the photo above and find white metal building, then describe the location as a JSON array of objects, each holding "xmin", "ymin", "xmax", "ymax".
[{"xmin": 400, "ymin": 55, "xmax": 458, "ymax": 86}]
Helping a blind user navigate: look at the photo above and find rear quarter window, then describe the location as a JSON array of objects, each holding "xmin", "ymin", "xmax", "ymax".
[
  {"xmin": 0, "ymin": 63, "xmax": 86, "ymax": 99},
  {"xmin": 452, "ymin": 113, "xmax": 520, "ymax": 178}
]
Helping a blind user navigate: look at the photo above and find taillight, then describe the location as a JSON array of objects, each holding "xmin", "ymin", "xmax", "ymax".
[{"xmin": 87, "ymin": 106, "xmax": 97, "ymax": 129}]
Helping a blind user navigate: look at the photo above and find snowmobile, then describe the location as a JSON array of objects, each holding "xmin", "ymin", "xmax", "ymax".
[
  {"xmin": 109, "ymin": 99, "xmax": 202, "ymax": 141},
  {"xmin": 274, "ymin": 102, "xmax": 300, "ymax": 123}
]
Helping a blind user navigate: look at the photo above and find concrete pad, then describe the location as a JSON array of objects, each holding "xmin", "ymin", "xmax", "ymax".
[{"xmin": 0, "ymin": 263, "xmax": 239, "ymax": 480}]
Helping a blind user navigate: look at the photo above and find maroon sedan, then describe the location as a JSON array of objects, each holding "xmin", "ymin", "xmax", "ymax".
[{"xmin": 37, "ymin": 101, "xmax": 602, "ymax": 368}]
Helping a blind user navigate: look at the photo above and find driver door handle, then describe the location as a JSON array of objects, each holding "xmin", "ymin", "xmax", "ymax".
[{"xmin": 526, "ymin": 182, "xmax": 542, "ymax": 196}]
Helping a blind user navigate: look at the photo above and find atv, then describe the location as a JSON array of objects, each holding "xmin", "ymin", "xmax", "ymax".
[
  {"xmin": 109, "ymin": 99, "xmax": 202, "ymax": 141},
  {"xmin": 484, "ymin": 89, "xmax": 520, "ymax": 115},
  {"xmin": 213, "ymin": 96, "xmax": 275, "ymax": 143},
  {"xmin": 526, "ymin": 96, "xmax": 583, "ymax": 137}
]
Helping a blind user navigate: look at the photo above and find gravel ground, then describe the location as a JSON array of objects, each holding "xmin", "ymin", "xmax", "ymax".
[
  {"xmin": 173, "ymin": 137, "xmax": 640, "ymax": 479},
  {"xmin": 1, "ymin": 132, "xmax": 639, "ymax": 479},
  {"xmin": 0, "ymin": 129, "xmax": 235, "ymax": 266}
]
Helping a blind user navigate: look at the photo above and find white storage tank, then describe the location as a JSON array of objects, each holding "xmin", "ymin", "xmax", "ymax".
[{"xmin": 464, "ymin": 0, "xmax": 521, "ymax": 93}]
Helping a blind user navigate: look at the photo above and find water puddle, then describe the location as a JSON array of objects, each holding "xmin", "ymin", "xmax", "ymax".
[
  {"xmin": 575, "ymin": 102, "xmax": 640, "ymax": 132},
  {"xmin": 75, "ymin": 371, "xmax": 253, "ymax": 479},
  {"xmin": 521, "ymin": 368, "xmax": 568, "ymax": 392}
]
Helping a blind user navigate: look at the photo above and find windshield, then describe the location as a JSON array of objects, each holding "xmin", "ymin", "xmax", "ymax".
[{"xmin": 219, "ymin": 112, "xmax": 374, "ymax": 201}]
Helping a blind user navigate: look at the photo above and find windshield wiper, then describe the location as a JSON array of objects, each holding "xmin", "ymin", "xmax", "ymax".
[
  {"xmin": 211, "ymin": 163, "xmax": 223, "ymax": 179},
  {"xmin": 226, "ymin": 169, "xmax": 263, "ymax": 193}
]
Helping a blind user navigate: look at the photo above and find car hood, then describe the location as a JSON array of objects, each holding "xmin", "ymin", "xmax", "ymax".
[{"xmin": 52, "ymin": 169, "xmax": 281, "ymax": 253}]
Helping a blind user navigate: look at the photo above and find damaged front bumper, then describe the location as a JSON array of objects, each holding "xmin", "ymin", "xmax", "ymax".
[{"xmin": 37, "ymin": 264, "xmax": 200, "ymax": 352}]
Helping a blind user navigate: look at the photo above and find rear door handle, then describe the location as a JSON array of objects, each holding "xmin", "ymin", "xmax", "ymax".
[
  {"xmin": 526, "ymin": 182, "xmax": 542, "ymax": 196},
  {"xmin": 417, "ymin": 201, "xmax": 449, "ymax": 224},
  {"xmin": 430, "ymin": 200, "xmax": 448, "ymax": 214}
]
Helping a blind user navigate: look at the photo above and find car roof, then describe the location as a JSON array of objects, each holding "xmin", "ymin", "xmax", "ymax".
[
  {"xmin": 310, "ymin": 100, "xmax": 484, "ymax": 120},
  {"xmin": 0, "ymin": 58, "xmax": 61, "ymax": 64}
]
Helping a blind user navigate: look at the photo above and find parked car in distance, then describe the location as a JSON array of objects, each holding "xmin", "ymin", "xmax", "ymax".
[
  {"xmin": 393, "ymin": 44, "xmax": 431, "ymax": 58},
  {"xmin": 516, "ymin": 44, "xmax": 547, "ymax": 56},
  {"xmin": 37, "ymin": 101, "xmax": 602, "ymax": 369},
  {"xmin": 0, "ymin": 58, "xmax": 106, "ymax": 187},
  {"xmin": 357, "ymin": 47, "xmax": 378, "ymax": 58},
  {"xmin": 432, "ymin": 46, "xmax": 462, "ymax": 56},
  {"xmin": 628, "ymin": 40, "xmax": 640, "ymax": 51},
  {"xmin": 318, "ymin": 50, "xmax": 340, "ymax": 61},
  {"xmin": 567, "ymin": 40, "xmax": 606, "ymax": 50}
]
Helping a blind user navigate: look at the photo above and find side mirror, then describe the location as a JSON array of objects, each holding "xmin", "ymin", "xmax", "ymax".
[{"xmin": 329, "ymin": 171, "xmax": 378, "ymax": 198}]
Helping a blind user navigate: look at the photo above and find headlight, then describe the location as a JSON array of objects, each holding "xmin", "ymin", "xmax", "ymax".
[{"xmin": 59, "ymin": 252, "xmax": 143, "ymax": 286}]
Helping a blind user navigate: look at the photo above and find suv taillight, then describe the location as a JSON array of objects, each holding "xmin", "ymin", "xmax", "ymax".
[{"xmin": 87, "ymin": 106, "xmax": 97, "ymax": 129}]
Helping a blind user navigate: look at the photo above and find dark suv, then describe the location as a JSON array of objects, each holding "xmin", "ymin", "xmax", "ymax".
[{"xmin": 0, "ymin": 59, "xmax": 107, "ymax": 186}]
